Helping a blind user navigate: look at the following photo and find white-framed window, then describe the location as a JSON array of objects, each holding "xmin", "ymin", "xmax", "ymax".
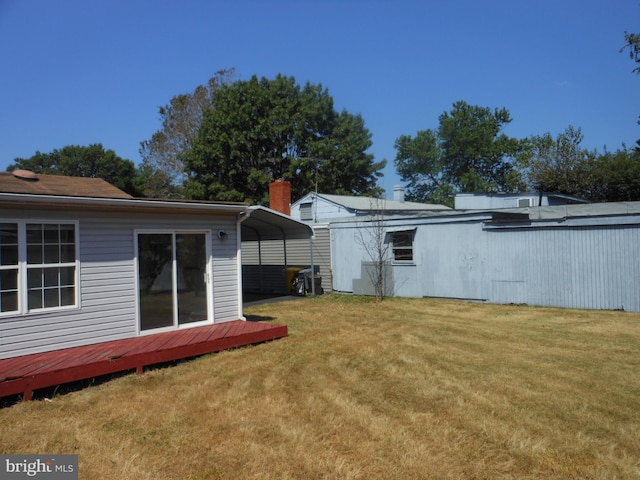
[
  {"xmin": 0, "ymin": 223, "xmax": 19, "ymax": 313},
  {"xmin": 0, "ymin": 220, "xmax": 78, "ymax": 315},
  {"xmin": 391, "ymin": 230, "xmax": 414, "ymax": 262}
]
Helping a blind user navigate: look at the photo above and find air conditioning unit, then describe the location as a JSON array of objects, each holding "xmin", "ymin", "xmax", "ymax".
[{"xmin": 517, "ymin": 198, "xmax": 535, "ymax": 208}]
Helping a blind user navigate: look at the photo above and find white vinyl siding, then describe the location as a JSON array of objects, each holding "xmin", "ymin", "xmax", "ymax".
[
  {"xmin": 290, "ymin": 194, "xmax": 355, "ymax": 221},
  {"xmin": 0, "ymin": 210, "xmax": 242, "ymax": 360}
]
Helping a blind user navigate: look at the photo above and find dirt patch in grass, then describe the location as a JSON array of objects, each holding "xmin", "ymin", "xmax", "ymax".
[{"xmin": 1, "ymin": 295, "xmax": 639, "ymax": 479}]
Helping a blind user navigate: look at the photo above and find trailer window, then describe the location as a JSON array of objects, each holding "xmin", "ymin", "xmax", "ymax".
[{"xmin": 391, "ymin": 231, "xmax": 413, "ymax": 262}]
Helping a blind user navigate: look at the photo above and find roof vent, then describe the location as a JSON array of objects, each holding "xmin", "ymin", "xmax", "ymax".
[{"xmin": 12, "ymin": 169, "xmax": 38, "ymax": 181}]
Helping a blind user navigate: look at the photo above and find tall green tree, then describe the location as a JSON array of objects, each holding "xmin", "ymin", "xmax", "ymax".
[
  {"xmin": 521, "ymin": 127, "xmax": 640, "ymax": 202},
  {"xmin": 394, "ymin": 129, "xmax": 452, "ymax": 205},
  {"xmin": 139, "ymin": 68, "xmax": 236, "ymax": 198},
  {"xmin": 293, "ymin": 110, "xmax": 383, "ymax": 197},
  {"xmin": 394, "ymin": 101, "xmax": 524, "ymax": 206},
  {"xmin": 184, "ymin": 75, "xmax": 384, "ymax": 204},
  {"xmin": 520, "ymin": 126, "xmax": 598, "ymax": 198},
  {"xmin": 8, "ymin": 144, "xmax": 140, "ymax": 195},
  {"xmin": 591, "ymin": 147, "xmax": 640, "ymax": 202}
]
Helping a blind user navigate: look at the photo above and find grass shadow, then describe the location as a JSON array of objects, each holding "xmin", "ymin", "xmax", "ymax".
[
  {"xmin": 0, "ymin": 370, "xmax": 136, "ymax": 409},
  {"xmin": 244, "ymin": 314, "xmax": 278, "ymax": 322}
]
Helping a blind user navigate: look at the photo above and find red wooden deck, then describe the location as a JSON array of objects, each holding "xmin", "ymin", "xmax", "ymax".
[{"xmin": 0, "ymin": 320, "xmax": 287, "ymax": 402}]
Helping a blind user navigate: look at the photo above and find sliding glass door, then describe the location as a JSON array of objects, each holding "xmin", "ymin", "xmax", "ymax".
[
  {"xmin": 138, "ymin": 232, "xmax": 210, "ymax": 332},
  {"xmin": 176, "ymin": 233, "xmax": 208, "ymax": 325}
]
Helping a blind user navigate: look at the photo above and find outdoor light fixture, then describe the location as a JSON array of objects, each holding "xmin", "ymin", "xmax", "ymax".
[{"xmin": 217, "ymin": 230, "xmax": 228, "ymax": 240}]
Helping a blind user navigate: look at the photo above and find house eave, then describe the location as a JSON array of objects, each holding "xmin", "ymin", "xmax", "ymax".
[{"xmin": 0, "ymin": 193, "xmax": 248, "ymax": 216}]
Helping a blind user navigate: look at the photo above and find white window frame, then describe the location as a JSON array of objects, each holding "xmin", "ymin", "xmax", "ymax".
[
  {"xmin": 0, "ymin": 219, "xmax": 80, "ymax": 317},
  {"xmin": 0, "ymin": 222, "xmax": 19, "ymax": 314}
]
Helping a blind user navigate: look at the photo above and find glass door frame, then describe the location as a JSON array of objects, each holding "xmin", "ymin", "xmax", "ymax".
[{"xmin": 135, "ymin": 229, "xmax": 213, "ymax": 335}]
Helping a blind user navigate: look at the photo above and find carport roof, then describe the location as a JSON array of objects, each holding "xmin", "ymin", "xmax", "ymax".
[{"xmin": 241, "ymin": 206, "xmax": 313, "ymax": 241}]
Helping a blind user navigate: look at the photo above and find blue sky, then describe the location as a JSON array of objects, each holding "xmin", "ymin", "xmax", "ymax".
[{"xmin": 0, "ymin": 0, "xmax": 638, "ymax": 199}]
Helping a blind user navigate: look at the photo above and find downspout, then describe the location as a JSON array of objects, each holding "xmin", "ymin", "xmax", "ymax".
[{"xmin": 282, "ymin": 232, "xmax": 288, "ymax": 293}]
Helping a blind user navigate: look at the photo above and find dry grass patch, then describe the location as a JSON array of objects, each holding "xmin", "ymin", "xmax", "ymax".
[{"xmin": 1, "ymin": 295, "xmax": 639, "ymax": 479}]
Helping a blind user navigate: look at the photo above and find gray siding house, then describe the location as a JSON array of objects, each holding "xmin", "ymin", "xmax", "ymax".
[
  {"xmin": 330, "ymin": 202, "xmax": 640, "ymax": 312},
  {"xmin": 290, "ymin": 190, "xmax": 450, "ymax": 223},
  {"xmin": 251, "ymin": 188, "xmax": 449, "ymax": 293},
  {"xmin": 0, "ymin": 171, "xmax": 309, "ymax": 360},
  {"xmin": 241, "ymin": 186, "xmax": 449, "ymax": 295}
]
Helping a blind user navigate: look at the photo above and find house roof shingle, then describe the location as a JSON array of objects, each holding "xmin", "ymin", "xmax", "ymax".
[{"xmin": 0, "ymin": 171, "xmax": 132, "ymax": 199}]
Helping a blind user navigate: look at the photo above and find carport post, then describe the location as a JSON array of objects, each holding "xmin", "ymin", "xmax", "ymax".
[
  {"xmin": 310, "ymin": 233, "xmax": 315, "ymax": 295},
  {"xmin": 282, "ymin": 235, "xmax": 288, "ymax": 293}
]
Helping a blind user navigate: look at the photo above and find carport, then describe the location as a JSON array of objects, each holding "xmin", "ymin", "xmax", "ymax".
[{"xmin": 239, "ymin": 206, "xmax": 315, "ymax": 297}]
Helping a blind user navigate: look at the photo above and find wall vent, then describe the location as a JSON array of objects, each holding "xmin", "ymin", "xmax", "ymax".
[{"xmin": 300, "ymin": 202, "xmax": 313, "ymax": 221}]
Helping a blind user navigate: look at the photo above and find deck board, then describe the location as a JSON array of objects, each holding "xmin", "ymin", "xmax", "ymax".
[{"xmin": 0, "ymin": 320, "xmax": 287, "ymax": 402}]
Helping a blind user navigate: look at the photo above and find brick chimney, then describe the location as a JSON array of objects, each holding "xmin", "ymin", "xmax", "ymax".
[{"xmin": 269, "ymin": 179, "xmax": 291, "ymax": 215}]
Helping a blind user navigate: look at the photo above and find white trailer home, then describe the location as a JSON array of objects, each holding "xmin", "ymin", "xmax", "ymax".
[{"xmin": 330, "ymin": 202, "xmax": 640, "ymax": 312}]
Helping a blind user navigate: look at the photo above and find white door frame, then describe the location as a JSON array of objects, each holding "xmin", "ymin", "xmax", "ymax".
[{"xmin": 134, "ymin": 229, "xmax": 213, "ymax": 335}]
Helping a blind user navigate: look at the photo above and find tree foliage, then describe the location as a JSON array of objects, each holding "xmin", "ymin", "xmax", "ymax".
[
  {"xmin": 520, "ymin": 126, "xmax": 597, "ymax": 197},
  {"xmin": 133, "ymin": 163, "xmax": 183, "ymax": 199},
  {"xmin": 520, "ymin": 126, "xmax": 640, "ymax": 202},
  {"xmin": 184, "ymin": 75, "xmax": 384, "ymax": 204},
  {"xmin": 139, "ymin": 68, "xmax": 236, "ymax": 198},
  {"xmin": 8, "ymin": 144, "xmax": 140, "ymax": 195},
  {"xmin": 394, "ymin": 101, "xmax": 525, "ymax": 206},
  {"xmin": 591, "ymin": 147, "xmax": 640, "ymax": 202},
  {"xmin": 622, "ymin": 31, "xmax": 640, "ymax": 75}
]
